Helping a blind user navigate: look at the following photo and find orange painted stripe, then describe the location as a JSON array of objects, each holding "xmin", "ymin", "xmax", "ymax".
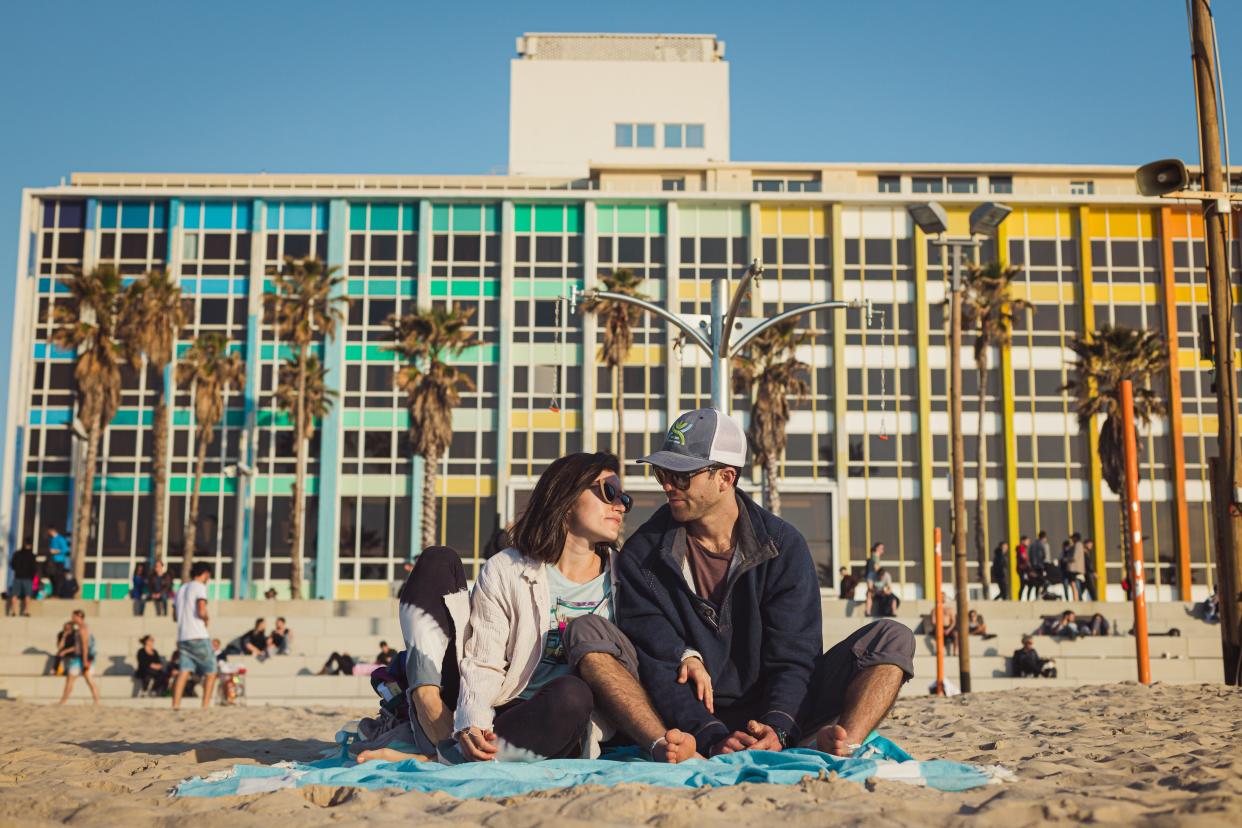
[{"xmin": 1159, "ymin": 206, "xmax": 1193, "ymax": 600}]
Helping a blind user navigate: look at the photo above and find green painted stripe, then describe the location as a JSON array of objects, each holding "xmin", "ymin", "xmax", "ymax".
[
  {"xmin": 256, "ymin": 410, "xmax": 293, "ymax": 427},
  {"xmin": 260, "ymin": 343, "xmax": 325, "ymax": 361},
  {"xmin": 344, "ymin": 344, "xmax": 401, "ymax": 363},
  {"xmin": 253, "ymin": 475, "xmax": 317, "ymax": 496},
  {"xmin": 514, "ymin": 203, "xmax": 583, "ymax": 234},
  {"xmin": 110, "ymin": 409, "xmax": 153, "ymax": 427},
  {"xmin": 169, "ymin": 476, "xmax": 238, "ymax": 495},
  {"xmin": 512, "ymin": 279, "xmax": 583, "ymax": 299},
  {"xmin": 451, "ymin": 344, "xmax": 499, "ymax": 364},
  {"xmin": 596, "ymin": 203, "xmax": 665, "ymax": 235},
  {"xmin": 429, "ymin": 279, "xmax": 498, "ymax": 298}
]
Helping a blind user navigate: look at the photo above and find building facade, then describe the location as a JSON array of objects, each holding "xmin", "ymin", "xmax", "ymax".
[{"xmin": 3, "ymin": 35, "xmax": 1239, "ymax": 601}]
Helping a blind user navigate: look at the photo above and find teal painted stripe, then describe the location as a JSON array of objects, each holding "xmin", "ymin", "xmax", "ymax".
[
  {"xmin": 514, "ymin": 203, "xmax": 584, "ymax": 234},
  {"xmin": 25, "ymin": 475, "xmax": 154, "ymax": 494},
  {"xmin": 176, "ymin": 341, "xmax": 245, "ymax": 358},
  {"xmin": 169, "ymin": 476, "xmax": 238, "ymax": 495},
  {"xmin": 342, "ymin": 409, "xmax": 411, "ymax": 429},
  {"xmin": 344, "ymin": 344, "xmax": 399, "ymax": 363},
  {"xmin": 451, "ymin": 344, "xmax": 499, "ymax": 364},
  {"xmin": 256, "ymin": 410, "xmax": 294, "ymax": 427},
  {"xmin": 172, "ymin": 409, "xmax": 245, "ymax": 427},
  {"xmin": 596, "ymin": 203, "xmax": 666, "ymax": 235},
  {"xmin": 429, "ymin": 279, "xmax": 498, "ymax": 298},
  {"xmin": 260, "ymin": 343, "xmax": 325, "ymax": 361},
  {"xmin": 345, "ymin": 279, "xmax": 411, "ymax": 298},
  {"xmin": 26, "ymin": 475, "xmax": 70, "ymax": 492},
  {"xmin": 512, "ymin": 279, "xmax": 583, "ymax": 299}
]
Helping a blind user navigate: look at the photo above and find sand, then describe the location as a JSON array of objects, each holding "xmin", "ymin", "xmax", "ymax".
[{"xmin": 0, "ymin": 682, "xmax": 1238, "ymax": 827}]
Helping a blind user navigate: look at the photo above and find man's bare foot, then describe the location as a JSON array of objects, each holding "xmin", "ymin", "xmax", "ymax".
[
  {"xmin": 357, "ymin": 747, "xmax": 428, "ymax": 764},
  {"xmin": 653, "ymin": 729, "xmax": 703, "ymax": 763},
  {"xmin": 816, "ymin": 724, "xmax": 858, "ymax": 757}
]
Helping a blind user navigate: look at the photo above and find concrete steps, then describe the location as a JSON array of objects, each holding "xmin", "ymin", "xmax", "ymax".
[{"xmin": 2, "ymin": 595, "xmax": 1224, "ymax": 707}]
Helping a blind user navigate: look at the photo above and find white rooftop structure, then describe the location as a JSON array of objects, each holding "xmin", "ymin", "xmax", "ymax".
[{"xmin": 508, "ymin": 33, "xmax": 730, "ymax": 177}]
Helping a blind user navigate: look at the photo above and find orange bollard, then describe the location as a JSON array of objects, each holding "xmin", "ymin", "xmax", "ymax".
[
  {"xmin": 1120, "ymin": 380, "xmax": 1152, "ymax": 685},
  {"xmin": 933, "ymin": 527, "xmax": 946, "ymax": 695}
]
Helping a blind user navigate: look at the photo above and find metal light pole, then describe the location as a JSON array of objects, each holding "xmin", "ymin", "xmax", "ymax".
[
  {"xmin": 908, "ymin": 202, "xmax": 1012, "ymax": 694},
  {"xmin": 573, "ymin": 261, "xmax": 868, "ymax": 416},
  {"xmin": 1120, "ymin": 380, "xmax": 1152, "ymax": 684}
]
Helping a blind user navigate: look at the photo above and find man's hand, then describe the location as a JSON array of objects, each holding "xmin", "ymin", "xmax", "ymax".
[
  {"xmin": 677, "ymin": 656, "xmax": 714, "ymax": 713},
  {"xmin": 711, "ymin": 720, "xmax": 782, "ymax": 755},
  {"xmin": 457, "ymin": 727, "xmax": 499, "ymax": 762}
]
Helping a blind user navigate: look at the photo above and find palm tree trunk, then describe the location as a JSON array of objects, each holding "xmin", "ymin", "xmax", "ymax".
[
  {"xmin": 290, "ymin": 344, "xmax": 308, "ymax": 599},
  {"xmin": 182, "ymin": 434, "xmax": 208, "ymax": 583},
  {"xmin": 614, "ymin": 363, "xmax": 625, "ymax": 468},
  {"xmin": 763, "ymin": 454, "xmax": 781, "ymax": 516},
  {"xmin": 975, "ymin": 365, "xmax": 991, "ymax": 596},
  {"xmin": 422, "ymin": 450, "xmax": 439, "ymax": 551},
  {"xmin": 150, "ymin": 371, "xmax": 169, "ymax": 566},
  {"xmin": 73, "ymin": 407, "xmax": 103, "ymax": 589}
]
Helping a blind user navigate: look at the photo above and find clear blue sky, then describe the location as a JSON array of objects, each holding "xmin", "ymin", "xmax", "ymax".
[{"xmin": 1, "ymin": 0, "xmax": 1239, "ymax": 468}]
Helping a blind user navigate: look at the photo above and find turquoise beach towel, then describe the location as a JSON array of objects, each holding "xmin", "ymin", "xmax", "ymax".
[{"xmin": 174, "ymin": 734, "xmax": 1010, "ymax": 798}]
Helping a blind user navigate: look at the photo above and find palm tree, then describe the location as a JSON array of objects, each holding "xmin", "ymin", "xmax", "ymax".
[
  {"xmin": 176, "ymin": 333, "xmax": 245, "ymax": 582},
  {"xmin": 263, "ymin": 257, "xmax": 348, "ymax": 598},
  {"xmin": 386, "ymin": 305, "xmax": 480, "ymax": 551},
  {"xmin": 119, "ymin": 269, "xmax": 186, "ymax": 565},
  {"xmin": 732, "ymin": 320, "xmax": 811, "ymax": 516},
  {"xmin": 962, "ymin": 262, "xmax": 1028, "ymax": 596},
  {"xmin": 51, "ymin": 265, "xmax": 126, "ymax": 588},
  {"xmin": 1064, "ymin": 325, "xmax": 1167, "ymax": 595},
  {"xmin": 580, "ymin": 268, "xmax": 648, "ymax": 467}
]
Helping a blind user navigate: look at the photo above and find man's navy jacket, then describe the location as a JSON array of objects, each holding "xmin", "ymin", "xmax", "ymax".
[{"xmin": 615, "ymin": 489, "xmax": 822, "ymax": 750}]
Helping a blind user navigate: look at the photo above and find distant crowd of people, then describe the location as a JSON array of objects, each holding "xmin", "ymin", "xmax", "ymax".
[{"xmin": 994, "ymin": 531, "xmax": 1098, "ymax": 601}]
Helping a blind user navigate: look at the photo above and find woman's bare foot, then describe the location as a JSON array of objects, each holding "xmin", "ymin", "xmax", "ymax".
[
  {"xmin": 816, "ymin": 724, "xmax": 859, "ymax": 756},
  {"xmin": 357, "ymin": 747, "xmax": 428, "ymax": 764},
  {"xmin": 653, "ymin": 729, "xmax": 704, "ymax": 763}
]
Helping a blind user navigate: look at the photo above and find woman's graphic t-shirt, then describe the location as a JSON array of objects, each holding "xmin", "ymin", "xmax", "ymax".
[{"xmin": 519, "ymin": 564, "xmax": 612, "ymax": 699}]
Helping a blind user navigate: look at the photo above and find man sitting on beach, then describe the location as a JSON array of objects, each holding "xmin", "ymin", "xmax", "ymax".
[{"xmin": 617, "ymin": 409, "xmax": 916, "ymax": 758}]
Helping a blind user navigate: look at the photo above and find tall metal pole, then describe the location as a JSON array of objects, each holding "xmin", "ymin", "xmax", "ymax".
[
  {"xmin": 1190, "ymin": 0, "xmax": 1242, "ymax": 683},
  {"xmin": 1121, "ymin": 380, "xmax": 1153, "ymax": 684},
  {"xmin": 933, "ymin": 526, "xmax": 946, "ymax": 695},
  {"xmin": 948, "ymin": 243, "xmax": 972, "ymax": 692},
  {"xmin": 710, "ymin": 278, "xmax": 730, "ymax": 413}
]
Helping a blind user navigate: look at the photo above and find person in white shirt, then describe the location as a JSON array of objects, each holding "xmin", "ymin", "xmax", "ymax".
[
  {"xmin": 358, "ymin": 452, "xmax": 706, "ymax": 765},
  {"xmin": 172, "ymin": 562, "xmax": 217, "ymax": 709}
]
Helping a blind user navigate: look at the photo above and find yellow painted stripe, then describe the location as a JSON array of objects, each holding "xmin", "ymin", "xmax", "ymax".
[
  {"xmin": 1086, "ymin": 209, "xmax": 1154, "ymax": 238},
  {"xmin": 1183, "ymin": 414, "xmax": 1219, "ymax": 436},
  {"xmin": 1174, "ymin": 284, "xmax": 1242, "ymax": 304},
  {"xmin": 913, "ymin": 225, "xmax": 936, "ymax": 599},
  {"xmin": 433, "ymin": 476, "xmax": 496, "ymax": 497},
  {"xmin": 1091, "ymin": 283, "xmax": 1158, "ymax": 304},
  {"xmin": 623, "ymin": 344, "xmax": 666, "ymax": 366},
  {"xmin": 510, "ymin": 410, "xmax": 580, "ymax": 431},
  {"xmin": 677, "ymin": 282, "xmax": 712, "ymax": 301},
  {"xmin": 1078, "ymin": 206, "xmax": 1108, "ymax": 595},
  {"xmin": 1013, "ymin": 206, "xmax": 1073, "ymax": 238},
  {"xmin": 1014, "ymin": 283, "xmax": 1074, "ymax": 303},
  {"xmin": 831, "ymin": 203, "xmax": 850, "ymax": 573},
  {"xmin": 335, "ymin": 582, "xmax": 392, "ymax": 600},
  {"xmin": 997, "ymin": 222, "xmax": 1021, "ymax": 599}
]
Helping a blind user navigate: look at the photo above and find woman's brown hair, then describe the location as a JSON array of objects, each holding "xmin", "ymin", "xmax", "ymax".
[{"xmin": 509, "ymin": 452, "xmax": 620, "ymax": 564}]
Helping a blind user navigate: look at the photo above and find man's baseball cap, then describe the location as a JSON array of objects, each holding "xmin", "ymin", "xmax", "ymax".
[{"xmin": 638, "ymin": 408, "xmax": 748, "ymax": 473}]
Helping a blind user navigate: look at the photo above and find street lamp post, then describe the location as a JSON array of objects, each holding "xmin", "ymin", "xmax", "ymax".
[
  {"xmin": 907, "ymin": 201, "xmax": 1011, "ymax": 694},
  {"xmin": 572, "ymin": 260, "xmax": 868, "ymax": 417}
]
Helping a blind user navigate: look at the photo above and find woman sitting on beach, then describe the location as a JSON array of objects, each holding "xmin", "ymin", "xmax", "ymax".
[{"xmin": 360, "ymin": 452, "xmax": 702, "ymax": 765}]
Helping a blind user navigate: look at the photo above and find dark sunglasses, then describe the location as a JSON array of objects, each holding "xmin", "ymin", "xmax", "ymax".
[
  {"xmin": 592, "ymin": 474, "xmax": 633, "ymax": 513},
  {"xmin": 652, "ymin": 465, "xmax": 720, "ymax": 491}
]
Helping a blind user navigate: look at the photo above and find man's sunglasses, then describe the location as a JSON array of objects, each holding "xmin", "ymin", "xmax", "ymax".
[
  {"xmin": 592, "ymin": 474, "xmax": 633, "ymax": 513},
  {"xmin": 653, "ymin": 465, "xmax": 721, "ymax": 491}
]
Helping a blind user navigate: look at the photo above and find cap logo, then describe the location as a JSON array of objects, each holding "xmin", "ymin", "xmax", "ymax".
[{"xmin": 667, "ymin": 419, "xmax": 694, "ymax": 445}]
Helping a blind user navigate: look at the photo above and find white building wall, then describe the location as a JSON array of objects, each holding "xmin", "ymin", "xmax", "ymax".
[{"xmin": 509, "ymin": 37, "xmax": 729, "ymax": 177}]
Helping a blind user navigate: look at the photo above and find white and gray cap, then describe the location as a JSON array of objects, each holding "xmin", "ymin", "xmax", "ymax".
[{"xmin": 638, "ymin": 408, "xmax": 748, "ymax": 472}]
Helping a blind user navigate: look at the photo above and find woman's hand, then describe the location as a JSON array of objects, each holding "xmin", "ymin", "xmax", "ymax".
[
  {"xmin": 458, "ymin": 726, "xmax": 499, "ymax": 762},
  {"xmin": 677, "ymin": 656, "xmax": 714, "ymax": 713}
]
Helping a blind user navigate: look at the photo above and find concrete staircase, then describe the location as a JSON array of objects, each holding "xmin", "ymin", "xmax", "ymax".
[{"xmin": 0, "ymin": 595, "xmax": 1224, "ymax": 706}]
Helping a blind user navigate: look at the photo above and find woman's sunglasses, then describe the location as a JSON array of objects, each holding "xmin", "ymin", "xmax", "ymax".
[
  {"xmin": 592, "ymin": 474, "xmax": 633, "ymax": 513},
  {"xmin": 652, "ymin": 465, "xmax": 720, "ymax": 491}
]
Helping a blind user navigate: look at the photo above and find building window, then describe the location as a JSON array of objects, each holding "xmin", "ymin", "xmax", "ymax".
[
  {"xmin": 662, "ymin": 177, "xmax": 686, "ymax": 191},
  {"xmin": 753, "ymin": 179, "xmax": 784, "ymax": 193},
  {"xmin": 663, "ymin": 123, "xmax": 704, "ymax": 149},
  {"xmin": 786, "ymin": 180, "xmax": 822, "ymax": 193},
  {"xmin": 1070, "ymin": 180, "xmax": 1095, "ymax": 195},
  {"xmin": 947, "ymin": 176, "xmax": 978, "ymax": 194},
  {"xmin": 989, "ymin": 175, "xmax": 1013, "ymax": 194},
  {"xmin": 878, "ymin": 175, "xmax": 901, "ymax": 193},
  {"xmin": 615, "ymin": 123, "xmax": 654, "ymax": 148},
  {"xmin": 911, "ymin": 176, "xmax": 944, "ymax": 194},
  {"xmin": 685, "ymin": 124, "xmax": 704, "ymax": 148}
]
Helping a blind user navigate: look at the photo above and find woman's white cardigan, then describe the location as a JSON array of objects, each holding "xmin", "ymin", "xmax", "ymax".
[{"xmin": 451, "ymin": 546, "xmax": 616, "ymax": 758}]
